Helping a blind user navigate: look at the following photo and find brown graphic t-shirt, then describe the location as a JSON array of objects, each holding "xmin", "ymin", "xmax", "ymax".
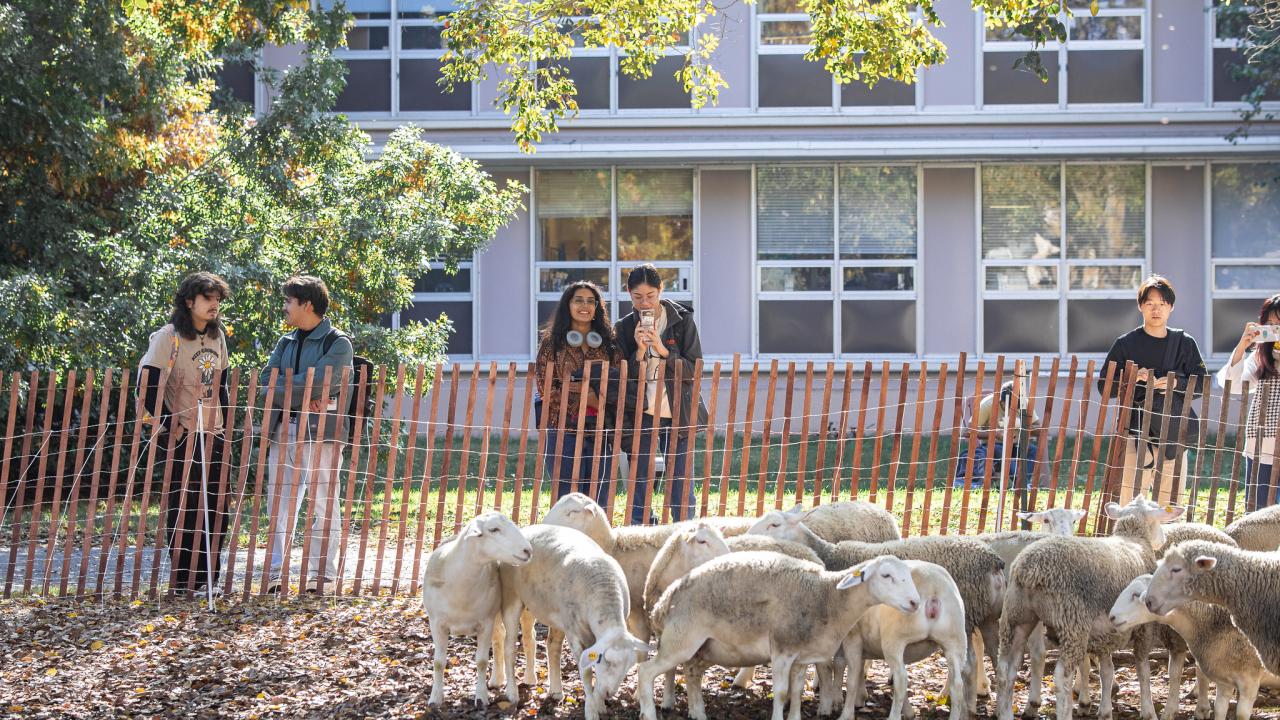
[{"xmin": 139, "ymin": 324, "xmax": 230, "ymax": 434}]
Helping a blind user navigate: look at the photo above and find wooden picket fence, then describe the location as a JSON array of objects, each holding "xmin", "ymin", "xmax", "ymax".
[{"xmin": 0, "ymin": 353, "xmax": 1275, "ymax": 601}]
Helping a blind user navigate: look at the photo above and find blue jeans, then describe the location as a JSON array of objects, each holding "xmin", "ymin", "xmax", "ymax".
[
  {"xmin": 1245, "ymin": 456, "xmax": 1278, "ymax": 511},
  {"xmin": 543, "ymin": 428, "xmax": 613, "ymax": 507},
  {"xmin": 954, "ymin": 441, "xmax": 1039, "ymax": 490},
  {"xmin": 623, "ymin": 414, "xmax": 696, "ymax": 525}
]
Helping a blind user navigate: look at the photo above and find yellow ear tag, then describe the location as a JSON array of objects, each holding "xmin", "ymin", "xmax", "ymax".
[
  {"xmin": 1164, "ymin": 505, "xmax": 1174, "ymax": 512},
  {"xmin": 587, "ymin": 652, "xmax": 599, "ymax": 662},
  {"xmin": 851, "ymin": 569, "xmax": 862, "ymax": 578}
]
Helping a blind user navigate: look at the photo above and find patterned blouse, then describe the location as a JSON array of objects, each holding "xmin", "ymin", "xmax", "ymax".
[{"xmin": 534, "ymin": 338, "xmax": 622, "ymax": 431}]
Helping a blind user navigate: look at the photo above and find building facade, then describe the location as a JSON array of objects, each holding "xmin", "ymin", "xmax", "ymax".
[{"xmin": 228, "ymin": 0, "xmax": 1280, "ymax": 367}]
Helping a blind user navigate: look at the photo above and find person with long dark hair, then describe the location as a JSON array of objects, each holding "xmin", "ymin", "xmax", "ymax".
[
  {"xmin": 535, "ymin": 280, "xmax": 621, "ymax": 505},
  {"xmin": 137, "ymin": 271, "xmax": 232, "ymax": 597},
  {"xmin": 1217, "ymin": 293, "xmax": 1280, "ymax": 510}
]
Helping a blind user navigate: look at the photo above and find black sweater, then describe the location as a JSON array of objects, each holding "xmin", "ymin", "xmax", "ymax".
[{"xmin": 1097, "ymin": 326, "xmax": 1207, "ymax": 411}]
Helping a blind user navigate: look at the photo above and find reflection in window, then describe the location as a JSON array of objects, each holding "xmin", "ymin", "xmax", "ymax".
[
  {"xmin": 536, "ymin": 169, "xmax": 612, "ymax": 262},
  {"xmin": 757, "ymin": 166, "xmax": 835, "ymax": 260},
  {"xmin": 1210, "ymin": 163, "xmax": 1280, "ymax": 352}
]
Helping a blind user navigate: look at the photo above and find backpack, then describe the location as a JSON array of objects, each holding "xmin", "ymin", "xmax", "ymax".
[{"xmin": 321, "ymin": 329, "xmax": 377, "ymax": 443}]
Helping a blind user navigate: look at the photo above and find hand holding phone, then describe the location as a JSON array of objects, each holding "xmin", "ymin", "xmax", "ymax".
[{"xmin": 1259, "ymin": 325, "xmax": 1280, "ymax": 343}]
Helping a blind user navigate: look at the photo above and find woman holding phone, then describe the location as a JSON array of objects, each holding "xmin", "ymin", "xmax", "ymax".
[
  {"xmin": 1216, "ymin": 293, "xmax": 1280, "ymax": 510},
  {"xmin": 614, "ymin": 264, "xmax": 704, "ymax": 524},
  {"xmin": 535, "ymin": 280, "xmax": 621, "ymax": 505}
]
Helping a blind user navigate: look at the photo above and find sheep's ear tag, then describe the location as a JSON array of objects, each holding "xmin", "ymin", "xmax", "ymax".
[
  {"xmin": 587, "ymin": 651, "xmax": 600, "ymax": 662},
  {"xmin": 838, "ymin": 569, "xmax": 865, "ymax": 590},
  {"xmin": 1164, "ymin": 505, "xmax": 1174, "ymax": 512}
]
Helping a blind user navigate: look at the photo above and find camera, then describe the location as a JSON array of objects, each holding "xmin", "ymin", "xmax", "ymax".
[{"xmin": 1259, "ymin": 325, "xmax": 1280, "ymax": 343}]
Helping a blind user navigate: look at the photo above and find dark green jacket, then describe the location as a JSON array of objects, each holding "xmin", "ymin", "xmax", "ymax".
[{"xmin": 260, "ymin": 318, "xmax": 354, "ymax": 443}]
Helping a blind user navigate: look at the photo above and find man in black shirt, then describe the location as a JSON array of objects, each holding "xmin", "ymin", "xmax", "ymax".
[{"xmin": 1098, "ymin": 275, "xmax": 1207, "ymax": 504}]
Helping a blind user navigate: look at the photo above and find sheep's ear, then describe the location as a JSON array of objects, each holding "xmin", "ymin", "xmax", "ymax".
[
  {"xmin": 1016, "ymin": 511, "xmax": 1039, "ymax": 522},
  {"xmin": 784, "ymin": 504, "xmax": 806, "ymax": 517},
  {"xmin": 628, "ymin": 636, "xmax": 654, "ymax": 654},
  {"xmin": 837, "ymin": 567, "xmax": 867, "ymax": 590},
  {"xmin": 1161, "ymin": 504, "xmax": 1186, "ymax": 520},
  {"xmin": 1070, "ymin": 509, "xmax": 1087, "ymax": 521},
  {"xmin": 465, "ymin": 521, "xmax": 484, "ymax": 538},
  {"xmin": 1193, "ymin": 555, "xmax": 1217, "ymax": 571},
  {"xmin": 1103, "ymin": 502, "xmax": 1125, "ymax": 520}
]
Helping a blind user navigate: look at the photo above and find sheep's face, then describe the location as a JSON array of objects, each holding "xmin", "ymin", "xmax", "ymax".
[
  {"xmin": 1017, "ymin": 507, "xmax": 1086, "ymax": 536},
  {"xmin": 837, "ymin": 556, "xmax": 920, "ymax": 614},
  {"xmin": 544, "ymin": 493, "xmax": 612, "ymax": 550},
  {"xmin": 1104, "ymin": 495, "xmax": 1184, "ymax": 548},
  {"xmin": 681, "ymin": 524, "xmax": 731, "ymax": 563},
  {"xmin": 747, "ymin": 510, "xmax": 805, "ymax": 544},
  {"xmin": 465, "ymin": 512, "xmax": 533, "ymax": 566},
  {"xmin": 1109, "ymin": 574, "xmax": 1155, "ymax": 631},
  {"xmin": 1145, "ymin": 547, "xmax": 1215, "ymax": 616},
  {"xmin": 579, "ymin": 629, "xmax": 651, "ymax": 703}
]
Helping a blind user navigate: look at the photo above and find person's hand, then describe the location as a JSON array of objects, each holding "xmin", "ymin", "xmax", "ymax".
[
  {"xmin": 1150, "ymin": 375, "xmax": 1171, "ymax": 392},
  {"xmin": 1239, "ymin": 321, "xmax": 1262, "ymax": 349},
  {"xmin": 635, "ymin": 324, "xmax": 655, "ymax": 354},
  {"xmin": 1135, "ymin": 368, "xmax": 1150, "ymax": 383},
  {"xmin": 308, "ymin": 398, "xmax": 325, "ymax": 413}
]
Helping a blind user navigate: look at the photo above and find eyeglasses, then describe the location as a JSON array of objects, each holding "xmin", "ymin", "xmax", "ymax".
[{"xmin": 570, "ymin": 297, "xmax": 599, "ymax": 306}]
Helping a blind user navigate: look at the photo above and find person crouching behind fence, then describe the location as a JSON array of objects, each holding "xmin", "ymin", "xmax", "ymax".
[
  {"xmin": 138, "ymin": 271, "xmax": 232, "ymax": 597},
  {"xmin": 1216, "ymin": 293, "xmax": 1280, "ymax": 511},
  {"xmin": 260, "ymin": 276, "xmax": 353, "ymax": 594},
  {"xmin": 954, "ymin": 380, "xmax": 1043, "ymax": 492},
  {"xmin": 1098, "ymin": 274, "xmax": 1207, "ymax": 506},
  {"xmin": 535, "ymin": 280, "xmax": 622, "ymax": 507}
]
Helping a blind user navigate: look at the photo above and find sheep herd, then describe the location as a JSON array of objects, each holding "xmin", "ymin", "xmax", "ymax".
[{"xmin": 420, "ymin": 495, "xmax": 1280, "ymax": 720}]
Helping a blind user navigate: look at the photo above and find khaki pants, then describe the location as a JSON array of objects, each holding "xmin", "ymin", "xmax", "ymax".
[{"xmin": 1117, "ymin": 437, "xmax": 1188, "ymax": 506}]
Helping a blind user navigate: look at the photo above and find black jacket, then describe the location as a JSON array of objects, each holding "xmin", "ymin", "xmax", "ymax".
[{"xmin": 614, "ymin": 299, "xmax": 706, "ymax": 429}]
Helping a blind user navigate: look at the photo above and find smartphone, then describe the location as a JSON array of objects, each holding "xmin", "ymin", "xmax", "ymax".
[
  {"xmin": 1259, "ymin": 325, "xmax": 1280, "ymax": 343},
  {"xmin": 639, "ymin": 308, "xmax": 655, "ymax": 330}
]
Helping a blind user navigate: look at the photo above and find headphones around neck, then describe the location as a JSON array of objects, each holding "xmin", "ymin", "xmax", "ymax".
[{"xmin": 566, "ymin": 330, "xmax": 603, "ymax": 349}]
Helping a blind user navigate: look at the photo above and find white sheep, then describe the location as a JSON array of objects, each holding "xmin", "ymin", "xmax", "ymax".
[
  {"xmin": 1223, "ymin": 503, "xmax": 1280, "ymax": 552},
  {"xmin": 1111, "ymin": 574, "xmax": 1280, "ymax": 720},
  {"xmin": 637, "ymin": 551, "xmax": 922, "ymax": 720},
  {"xmin": 839, "ymin": 559, "xmax": 968, "ymax": 720},
  {"xmin": 497, "ymin": 524, "xmax": 650, "ymax": 720},
  {"xmin": 420, "ymin": 511, "xmax": 532, "ymax": 707},
  {"xmin": 795, "ymin": 500, "xmax": 902, "ymax": 543},
  {"xmin": 995, "ymin": 496, "xmax": 1183, "ymax": 720},
  {"xmin": 1145, "ymin": 539, "xmax": 1280, "ymax": 677}
]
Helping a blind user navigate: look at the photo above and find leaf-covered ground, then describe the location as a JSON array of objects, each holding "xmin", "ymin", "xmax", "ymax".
[{"xmin": 2, "ymin": 596, "xmax": 1279, "ymax": 720}]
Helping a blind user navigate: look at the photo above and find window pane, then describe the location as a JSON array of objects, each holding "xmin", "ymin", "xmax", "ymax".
[
  {"xmin": 402, "ymin": 301, "xmax": 472, "ymax": 355},
  {"xmin": 985, "ymin": 299, "xmax": 1059, "ymax": 354},
  {"xmin": 540, "ymin": 268, "xmax": 611, "ymax": 294},
  {"xmin": 618, "ymin": 56, "xmax": 688, "ymax": 109},
  {"xmin": 1066, "ymin": 164, "xmax": 1144, "ymax": 259},
  {"xmin": 414, "ymin": 267, "xmax": 471, "ymax": 293},
  {"xmin": 761, "ymin": 20, "xmax": 813, "ymax": 45},
  {"xmin": 843, "ymin": 266, "xmax": 914, "ymax": 291},
  {"xmin": 536, "ymin": 169, "xmax": 611, "ymax": 262},
  {"xmin": 321, "ymin": 0, "xmax": 389, "ymax": 15},
  {"xmin": 757, "ymin": 166, "xmax": 834, "ymax": 260},
  {"xmin": 1070, "ymin": 16, "xmax": 1141, "ymax": 41},
  {"xmin": 1214, "ymin": 297, "xmax": 1269, "ymax": 354},
  {"xmin": 760, "ymin": 0, "xmax": 804, "ymax": 12},
  {"xmin": 215, "ymin": 60, "xmax": 255, "ymax": 105},
  {"xmin": 986, "ymin": 266, "xmax": 1059, "ymax": 291},
  {"xmin": 1215, "ymin": 2, "xmax": 1251, "ymax": 41},
  {"xmin": 841, "ymin": 76, "xmax": 914, "ymax": 107},
  {"xmin": 1067, "ymin": 50, "xmax": 1142, "ymax": 104},
  {"xmin": 761, "ymin": 267, "xmax": 832, "ymax": 292},
  {"xmin": 1068, "ymin": 265, "xmax": 1142, "ymax": 290},
  {"xmin": 983, "ymin": 51, "xmax": 1059, "ymax": 105},
  {"xmin": 335, "ymin": 60, "xmax": 391, "ymax": 111},
  {"xmin": 620, "ymin": 266, "xmax": 692, "ymax": 293},
  {"xmin": 1212, "ymin": 163, "xmax": 1280, "ymax": 258},
  {"xmin": 842, "ymin": 300, "xmax": 915, "ymax": 353},
  {"xmin": 759, "ymin": 300, "xmax": 834, "ymax": 354},
  {"xmin": 547, "ymin": 57, "xmax": 610, "ymax": 110},
  {"xmin": 1215, "ymin": 265, "xmax": 1280, "ymax": 291},
  {"xmin": 617, "ymin": 300, "xmax": 693, "ymax": 318},
  {"xmin": 982, "ymin": 164, "xmax": 1061, "ymax": 260},
  {"xmin": 617, "ymin": 169, "xmax": 693, "ymax": 260},
  {"xmin": 346, "ymin": 25, "xmax": 390, "ymax": 50},
  {"xmin": 759, "ymin": 55, "xmax": 832, "ymax": 107},
  {"xmin": 400, "ymin": 58, "xmax": 470, "ymax": 111},
  {"xmin": 839, "ymin": 165, "xmax": 917, "ymax": 259},
  {"xmin": 1068, "ymin": 299, "xmax": 1138, "ymax": 353},
  {"xmin": 402, "ymin": 25, "xmax": 445, "ymax": 50},
  {"xmin": 1067, "ymin": 0, "xmax": 1143, "ymax": 7},
  {"xmin": 398, "ymin": 0, "xmax": 456, "ymax": 18}
]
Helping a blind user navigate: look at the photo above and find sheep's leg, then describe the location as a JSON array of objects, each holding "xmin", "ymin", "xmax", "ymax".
[
  {"xmin": 1234, "ymin": 676, "xmax": 1260, "ymax": 720},
  {"xmin": 427, "ymin": 617, "xmax": 449, "ymax": 707},
  {"xmin": 1136, "ymin": 648, "xmax": 1157, "ymax": 720},
  {"xmin": 1193, "ymin": 669, "xmax": 1213, "ymax": 720},
  {"xmin": 1075, "ymin": 655, "xmax": 1092, "ymax": 704},
  {"xmin": 996, "ymin": 620, "xmax": 1032, "ymax": 720},
  {"xmin": 546, "ymin": 626, "xmax": 566, "ymax": 701},
  {"xmin": 1026, "ymin": 624, "xmax": 1047, "ymax": 712},
  {"xmin": 837, "ymin": 635, "xmax": 865, "ymax": 720},
  {"xmin": 500, "ymin": 603, "xmax": 522, "ymax": 703},
  {"xmin": 686, "ymin": 662, "xmax": 709, "ymax": 720},
  {"xmin": 816, "ymin": 661, "xmax": 839, "ymax": 717},
  {"xmin": 960, "ymin": 637, "xmax": 978, "ymax": 718},
  {"xmin": 1052, "ymin": 635, "xmax": 1088, "ymax": 720},
  {"xmin": 660, "ymin": 666, "xmax": 678, "ymax": 709},
  {"xmin": 636, "ymin": 629, "xmax": 706, "ymax": 720},
  {"xmin": 733, "ymin": 666, "xmax": 755, "ymax": 689},
  {"xmin": 884, "ymin": 639, "xmax": 913, "ymax": 720},
  {"xmin": 1212, "ymin": 683, "xmax": 1231, "ymax": 720},
  {"xmin": 1096, "ymin": 653, "xmax": 1116, "ymax": 720},
  {"xmin": 581, "ymin": 661, "xmax": 600, "ymax": 720},
  {"xmin": 490, "ymin": 618, "xmax": 506, "ymax": 690},
  {"xmin": 1162, "ymin": 650, "xmax": 1184, "ymax": 720},
  {"xmin": 980, "ymin": 620, "xmax": 1000, "ymax": 696},
  {"xmin": 473, "ymin": 619, "xmax": 494, "ymax": 708},
  {"xmin": 787, "ymin": 662, "xmax": 806, "ymax": 720},
  {"xmin": 973, "ymin": 629, "xmax": 991, "ymax": 696},
  {"xmin": 771, "ymin": 655, "xmax": 797, "ymax": 720},
  {"xmin": 943, "ymin": 635, "xmax": 970, "ymax": 720},
  {"xmin": 520, "ymin": 609, "xmax": 537, "ymax": 686}
]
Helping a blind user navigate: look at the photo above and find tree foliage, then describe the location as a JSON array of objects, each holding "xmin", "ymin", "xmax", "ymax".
[
  {"xmin": 1219, "ymin": 0, "xmax": 1280, "ymax": 140},
  {"xmin": 440, "ymin": 0, "xmax": 1073, "ymax": 152},
  {"xmin": 0, "ymin": 0, "xmax": 524, "ymax": 371}
]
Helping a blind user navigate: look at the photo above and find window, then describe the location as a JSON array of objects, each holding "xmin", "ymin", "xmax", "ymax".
[
  {"xmin": 756, "ymin": 0, "xmax": 916, "ymax": 110},
  {"xmin": 980, "ymin": 163, "xmax": 1147, "ymax": 355},
  {"xmin": 533, "ymin": 168, "xmax": 695, "ymax": 334},
  {"xmin": 1210, "ymin": 1, "xmax": 1280, "ymax": 104},
  {"xmin": 540, "ymin": 19, "xmax": 692, "ymax": 113},
  {"xmin": 324, "ymin": 0, "xmax": 471, "ymax": 115},
  {"xmin": 1209, "ymin": 162, "xmax": 1280, "ymax": 354},
  {"xmin": 395, "ymin": 261, "xmax": 475, "ymax": 356},
  {"xmin": 756, "ymin": 164, "xmax": 920, "ymax": 356},
  {"xmin": 983, "ymin": 0, "xmax": 1145, "ymax": 107},
  {"xmin": 214, "ymin": 57, "xmax": 257, "ymax": 107}
]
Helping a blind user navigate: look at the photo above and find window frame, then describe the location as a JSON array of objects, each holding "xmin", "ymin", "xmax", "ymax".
[
  {"xmin": 752, "ymin": 162, "xmax": 924, "ymax": 359},
  {"xmin": 528, "ymin": 165, "xmax": 699, "ymax": 358},
  {"xmin": 976, "ymin": 160, "xmax": 1151, "ymax": 359},
  {"xmin": 392, "ymin": 257, "xmax": 478, "ymax": 360},
  {"xmin": 1205, "ymin": 159, "xmax": 1280, "ymax": 358},
  {"xmin": 977, "ymin": 2, "xmax": 1150, "ymax": 110}
]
